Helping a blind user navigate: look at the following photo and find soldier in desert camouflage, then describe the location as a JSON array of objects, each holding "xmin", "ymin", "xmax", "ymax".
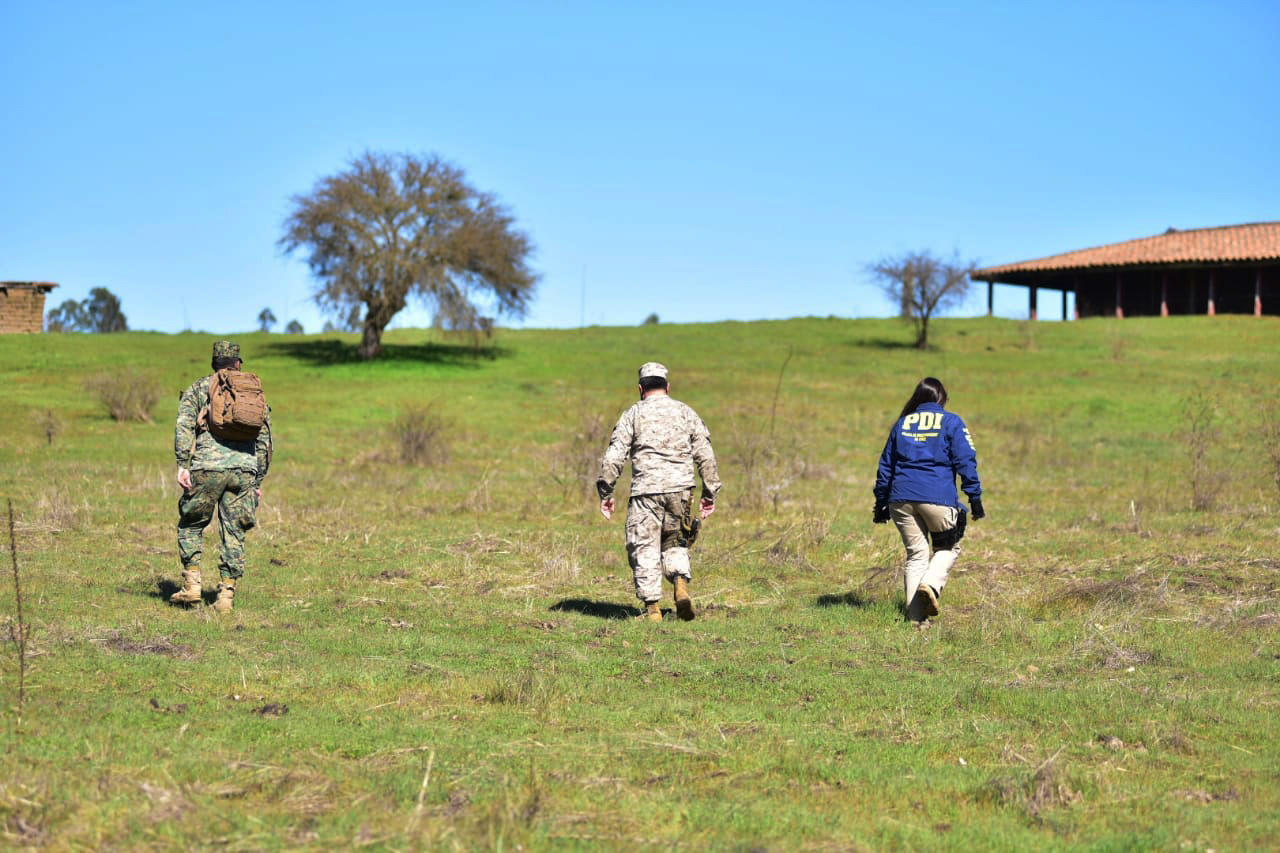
[
  {"xmin": 597, "ymin": 362, "xmax": 722, "ymax": 622},
  {"xmin": 170, "ymin": 340, "xmax": 272, "ymax": 612}
]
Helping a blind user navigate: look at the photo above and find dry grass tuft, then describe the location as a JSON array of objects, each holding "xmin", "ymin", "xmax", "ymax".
[
  {"xmin": 982, "ymin": 750, "xmax": 1082, "ymax": 820},
  {"xmin": 35, "ymin": 487, "xmax": 90, "ymax": 533}
]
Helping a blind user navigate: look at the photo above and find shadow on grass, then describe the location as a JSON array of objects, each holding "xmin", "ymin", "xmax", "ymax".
[
  {"xmin": 845, "ymin": 337, "xmax": 919, "ymax": 350},
  {"xmin": 815, "ymin": 590, "xmax": 876, "ymax": 609},
  {"xmin": 265, "ymin": 338, "xmax": 510, "ymax": 367},
  {"xmin": 549, "ymin": 598, "xmax": 641, "ymax": 620},
  {"xmin": 151, "ymin": 578, "xmax": 218, "ymax": 607}
]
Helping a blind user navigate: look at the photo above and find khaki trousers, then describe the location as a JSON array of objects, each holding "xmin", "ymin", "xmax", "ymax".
[
  {"xmin": 625, "ymin": 490, "xmax": 693, "ymax": 603},
  {"xmin": 890, "ymin": 501, "xmax": 959, "ymax": 621}
]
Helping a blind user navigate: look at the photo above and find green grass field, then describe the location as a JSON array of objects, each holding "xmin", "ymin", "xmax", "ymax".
[{"xmin": 1, "ymin": 315, "xmax": 1278, "ymax": 850}]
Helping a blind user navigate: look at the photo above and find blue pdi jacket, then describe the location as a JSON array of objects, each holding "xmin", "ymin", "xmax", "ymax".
[{"xmin": 874, "ymin": 403, "xmax": 982, "ymax": 508}]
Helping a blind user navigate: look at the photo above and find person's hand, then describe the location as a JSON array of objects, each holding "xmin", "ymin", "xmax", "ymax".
[
  {"xmin": 600, "ymin": 497, "xmax": 615, "ymax": 520},
  {"xmin": 177, "ymin": 467, "xmax": 193, "ymax": 493},
  {"xmin": 969, "ymin": 497, "xmax": 985, "ymax": 520},
  {"xmin": 700, "ymin": 497, "xmax": 716, "ymax": 519},
  {"xmin": 873, "ymin": 503, "xmax": 890, "ymax": 524}
]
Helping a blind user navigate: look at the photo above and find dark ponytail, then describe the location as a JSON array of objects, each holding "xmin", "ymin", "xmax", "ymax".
[{"xmin": 897, "ymin": 377, "xmax": 949, "ymax": 421}]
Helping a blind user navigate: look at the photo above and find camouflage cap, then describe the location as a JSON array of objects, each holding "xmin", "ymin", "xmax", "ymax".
[
  {"xmin": 638, "ymin": 362, "xmax": 668, "ymax": 381},
  {"xmin": 212, "ymin": 340, "xmax": 241, "ymax": 361}
]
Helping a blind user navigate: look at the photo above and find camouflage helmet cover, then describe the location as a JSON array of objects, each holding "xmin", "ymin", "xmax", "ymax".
[
  {"xmin": 638, "ymin": 362, "xmax": 668, "ymax": 381},
  {"xmin": 212, "ymin": 340, "xmax": 241, "ymax": 361}
]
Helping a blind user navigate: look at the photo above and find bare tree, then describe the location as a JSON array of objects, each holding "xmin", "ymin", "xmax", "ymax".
[
  {"xmin": 279, "ymin": 151, "xmax": 538, "ymax": 360},
  {"xmin": 868, "ymin": 251, "xmax": 976, "ymax": 349}
]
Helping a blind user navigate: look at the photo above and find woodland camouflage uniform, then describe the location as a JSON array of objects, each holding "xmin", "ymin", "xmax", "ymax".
[
  {"xmin": 174, "ymin": 342, "xmax": 272, "ymax": 589},
  {"xmin": 598, "ymin": 363, "xmax": 722, "ymax": 614}
]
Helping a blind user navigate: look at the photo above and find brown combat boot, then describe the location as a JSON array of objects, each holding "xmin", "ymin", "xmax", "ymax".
[
  {"xmin": 170, "ymin": 568, "xmax": 203, "ymax": 604},
  {"xmin": 916, "ymin": 584, "xmax": 940, "ymax": 618},
  {"xmin": 213, "ymin": 579, "xmax": 236, "ymax": 613},
  {"xmin": 673, "ymin": 576, "xmax": 695, "ymax": 622},
  {"xmin": 637, "ymin": 601, "xmax": 662, "ymax": 622}
]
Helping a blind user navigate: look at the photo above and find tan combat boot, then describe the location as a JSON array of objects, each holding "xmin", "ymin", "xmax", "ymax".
[
  {"xmin": 637, "ymin": 601, "xmax": 662, "ymax": 622},
  {"xmin": 213, "ymin": 579, "xmax": 236, "ymax": 613},
  {"xmin": 170, "ymin": 568, "xmax": 203, "ymax": 604},
  {"xmin": 673, "ymin": 576, "xmax": 695, "ymax": 622}
]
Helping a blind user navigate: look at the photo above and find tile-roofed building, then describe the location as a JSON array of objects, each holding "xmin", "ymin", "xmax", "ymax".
[
  {"xmin": 0, "ymin": 282, "xmax": 59, "ymax": 333},
  {"xmin": 971, "ymin": 223, "xmax": 1280, "ymax": 319}
]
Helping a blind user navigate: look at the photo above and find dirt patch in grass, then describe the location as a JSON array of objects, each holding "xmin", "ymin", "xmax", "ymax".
[
  {"xmin": 101, "ymin": 632, "xmax": 195, "ymax": 660},
  {"xmin": 1235, "ymin": 612, "xmax": 1280, "ymax": 633},
  {"xmin": 140, "ymin": 782, "xmax": 191, "ymax": 822},
  {"xmin": 1177, "ymin": 788, "xmax": 1239, "ymax": 803}
]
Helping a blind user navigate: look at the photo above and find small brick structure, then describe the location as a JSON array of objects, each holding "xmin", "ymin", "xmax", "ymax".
[{"xmin": 0, "ymin": 282, "xmax": 58, "ymax": 333}]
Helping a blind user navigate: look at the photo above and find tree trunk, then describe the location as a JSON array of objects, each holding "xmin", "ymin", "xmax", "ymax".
[{"xmin": 359, "ymin": 318, "xmax": 385, "ymax": 360}]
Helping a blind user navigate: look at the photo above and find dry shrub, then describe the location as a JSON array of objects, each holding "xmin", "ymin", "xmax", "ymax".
[
  {"xmin": 1180, "ymin": 389, "xmax": 1226, "ymax": 511},
  {"xmin": 393, "ymin": 403, "xmax": 450, "ymax": 466},
  {"xmin": 723, "ymin": 409, "xmax": 816, "ymax": 513},
  {"xmin": 86, "ymin": 368, "xmax": 163, "ymax": 423},
  {"xmin": 32, "ymin": 409, "xmax": 65, "ymax": 445},
  {"xmin": 1264, "ymin": 401, "xmax": 1280, "ymax": 496},
  {"xmin": 550, "ymin": 410, "xmax": 612, "ymax": 499}
]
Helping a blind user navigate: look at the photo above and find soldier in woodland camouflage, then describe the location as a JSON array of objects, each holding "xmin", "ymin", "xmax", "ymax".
[
  {"xmin": 171, "ymin": 340, "xmax": 272, "ymax": 612},
  {"xmin": 597, "ymin": 362, "xmax": 722, "ymax": 622}
]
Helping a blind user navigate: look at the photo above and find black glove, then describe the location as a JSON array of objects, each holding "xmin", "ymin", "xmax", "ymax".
[
  {"xmin": 873, "ymin": 503, "xmax": 891, "ymax": 524},
  {"xmin": 969, "ymin": 496, "xmax": 985, "ymax": 520}
]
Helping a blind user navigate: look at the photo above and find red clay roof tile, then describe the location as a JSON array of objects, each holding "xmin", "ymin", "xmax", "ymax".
[{"xmin": 974, "ymin": 222, "xmax": 1280, "ymax": 278}]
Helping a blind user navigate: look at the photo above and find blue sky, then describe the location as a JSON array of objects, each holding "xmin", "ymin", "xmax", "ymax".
[{"xmin": 4, "ymin": 1, "xmax": 1277, "ymax": 334}]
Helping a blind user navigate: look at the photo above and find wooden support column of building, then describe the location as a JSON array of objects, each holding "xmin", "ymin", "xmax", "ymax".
[
  {"xmin": 1257, "ymin": 270, "xmax": 1264, "ymax": 316},
  {"xmin": 1115, "ymin": 273, "xmax": 1124, "ymax": 319},
  {"xmin": 1161, "ymin": 271, "xmax": 1169, "ymax": 317},
  {"xmin": 1208, "ymin": 271, "xmax": 1216, "ymax": 316},
  {"xmin": 1073, "ymin": 276, "xmax": 1080, "ymax": 320},
  {"xmin": 1029, "ymin": 286, "xmax": 1037, "ymax": 321},
  {"xmin": 1061, "ymin": 288, "xmax": 1068, "ymax": 321},
  {"xmin": 987, "ymin": 281, "xmax": 994, "ymax": 316}
]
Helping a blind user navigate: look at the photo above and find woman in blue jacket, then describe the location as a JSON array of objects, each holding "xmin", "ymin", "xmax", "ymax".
[{"xmin": 873, "ymin": 377, "xmax": 984, "ymax": 625}]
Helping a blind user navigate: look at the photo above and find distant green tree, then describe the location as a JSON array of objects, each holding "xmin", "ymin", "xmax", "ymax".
[
  {"xmin": 284, "ymin": 319, "xmax": 304, "ymax": 335},
  {"xmin": 46, "ymin": 287, "xmax": 128, "ymax": 333},
  {"xmin": 642, "ymin": 313, "xmax": 660, "ymax": 325},
  {"xmin": 868, "ymin": 251, "xmax": 975, "ymax": 349},
  {"xmin": 45, "ymin": 300, "xmax": 86, "ymax": 332},
  {"xmin": 280, "ymin": 151, "xmax": 538, "ymax": 360},
  {"xmin": 257, "ymin": 308, "xmax": 278, "ymax": 332}
]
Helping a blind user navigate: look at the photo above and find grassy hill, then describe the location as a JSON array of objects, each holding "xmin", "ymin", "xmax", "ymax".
[{"xmin": 1, "ymin": 315, "xmax": 1277, "ymax": 849}]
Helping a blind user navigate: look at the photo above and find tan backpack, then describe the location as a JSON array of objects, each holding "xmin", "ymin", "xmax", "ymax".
[{"xmin": 204, "ymin": 369, "xmax": 267, "ymax": 441}]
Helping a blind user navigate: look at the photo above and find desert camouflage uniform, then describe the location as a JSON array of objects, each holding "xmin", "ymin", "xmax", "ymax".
[
  {"xmin": 598, "ymin": 395, "xmax": 722, "ymax": 603},
  {"xmin": 174, "ymin": 376, "xmax": 272, "ymax": 580}
]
